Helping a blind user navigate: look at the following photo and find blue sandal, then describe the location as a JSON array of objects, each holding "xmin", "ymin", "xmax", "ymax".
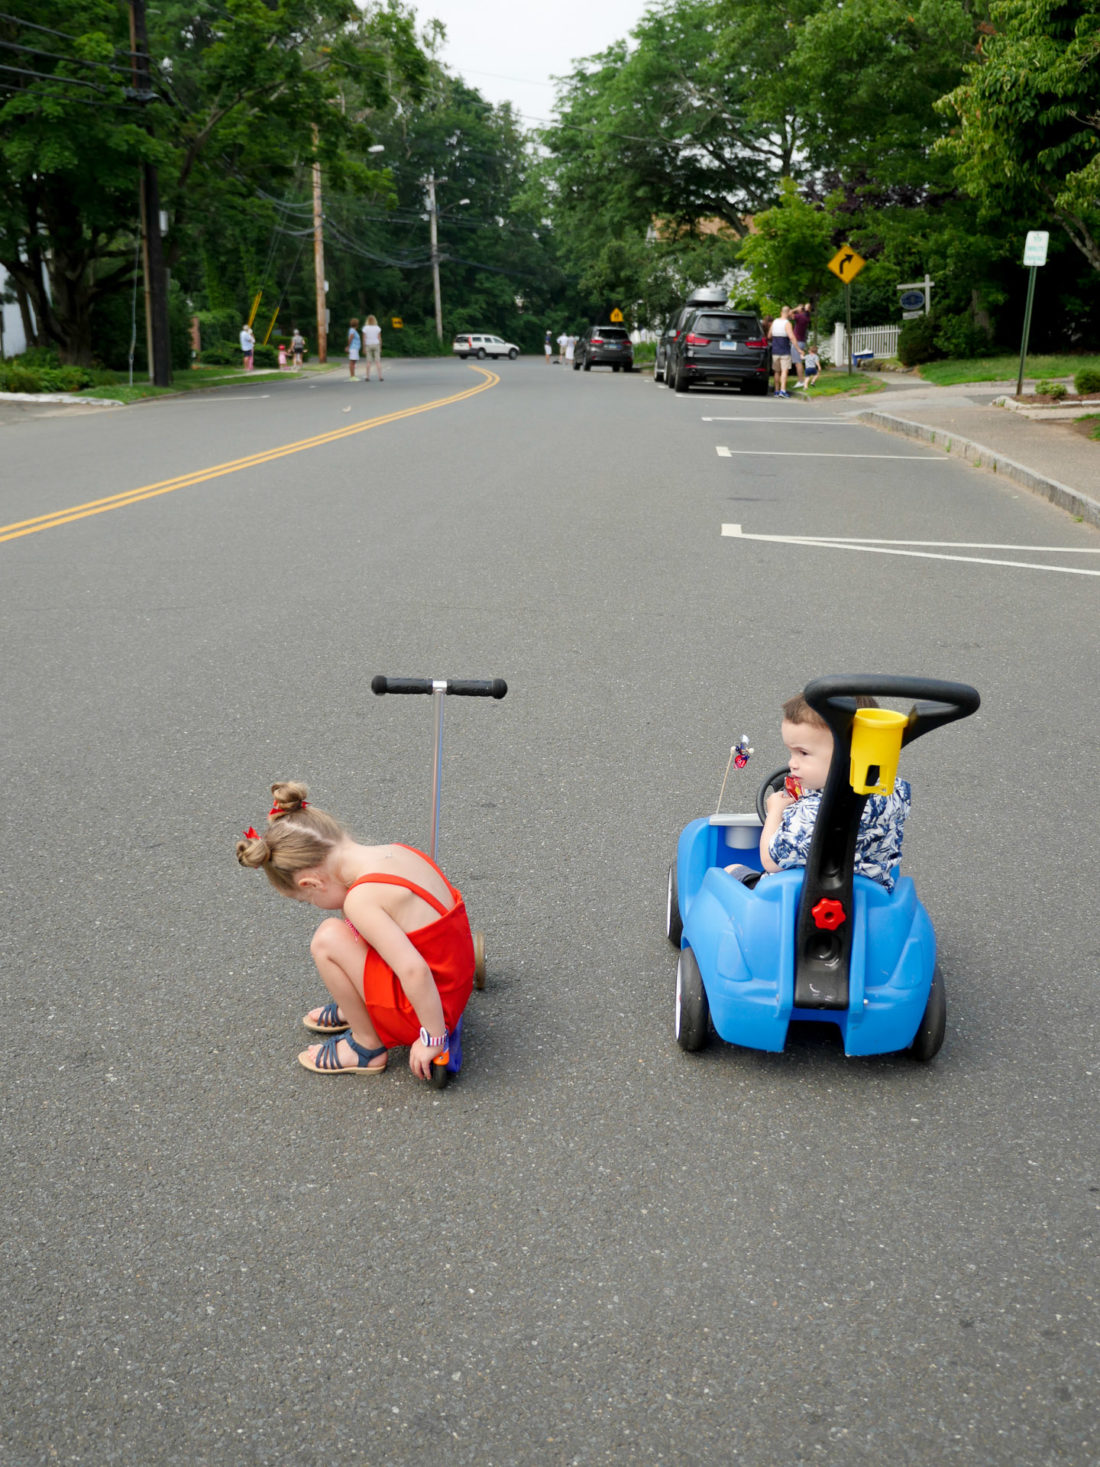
[
  {"xmin": 302, "ymin": 1001, "xmax": 350, "ymax": 1035},
  {"xmin": 298, "ymin": 1032, "xmax": 388, "ymax": 1075}
]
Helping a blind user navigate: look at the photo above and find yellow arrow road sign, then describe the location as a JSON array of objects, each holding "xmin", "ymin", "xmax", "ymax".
[{"xmin": 828, "ymin": 246, "xmax": 866, "ymax": 282}]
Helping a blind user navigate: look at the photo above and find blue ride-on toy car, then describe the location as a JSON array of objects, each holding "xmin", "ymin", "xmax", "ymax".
[{"xmin": 667, "ymin": 676, "xmax": 980, "ymax": 1062}]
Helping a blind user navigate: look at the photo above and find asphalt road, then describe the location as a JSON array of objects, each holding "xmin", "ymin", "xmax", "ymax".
[{"xmin": 2, "ymin": 358, "xmax": 1097, "ymax": 1466}]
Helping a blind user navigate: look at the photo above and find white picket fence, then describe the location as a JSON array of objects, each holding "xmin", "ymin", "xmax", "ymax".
[{"xmin": 825, "ymin": 323, "xmax": 900, "ymax": 364}]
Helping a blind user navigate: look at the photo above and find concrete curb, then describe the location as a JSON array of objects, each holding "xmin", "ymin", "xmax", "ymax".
[{"xmin": 854, "ymin": 409, "xmax": 1100, "ymax": 530}]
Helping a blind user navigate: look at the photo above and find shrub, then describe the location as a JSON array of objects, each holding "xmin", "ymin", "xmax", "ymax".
[
  {"xmin": 199, "ymin": 342, "xmax": 240, "ymax": 365},
  {"xmin": 1073, "ymin": 367, "xmax": 1100, "ymax": 395},
  {"xmin": 1, "ymin": 364, "xmax": 41, "ymax": 392},
  {"xmin": 933, "ymin": 310, "xmax": 994, "ymax": 360},
  {"xmin": 195, "ymin": 308, "xmax": 241, "ymax": 350},
  {"xmin": 1035, "ymin": 379, "xmax": 1067, "ymax": 399},
  {"xmin": 252, "ymin": 343, "xmax": 277, "ymax": 368},
  {"xmin": 897, "ymin": 314, "xmax": 941, "ymax": 367}
]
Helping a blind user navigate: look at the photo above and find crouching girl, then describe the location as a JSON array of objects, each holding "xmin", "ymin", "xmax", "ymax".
[{"xmin": 237, "ymin": 782, "xmax": 474, "ymax": 1079}]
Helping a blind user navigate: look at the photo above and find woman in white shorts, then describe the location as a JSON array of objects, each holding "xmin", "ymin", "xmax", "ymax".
[
  {"xmin": 361, "ymin": 315, "xmax": 383, "ymax": 381},
  {"xmin": 770, "ymin": 307, "xmax": 797, "ymax": 398}
]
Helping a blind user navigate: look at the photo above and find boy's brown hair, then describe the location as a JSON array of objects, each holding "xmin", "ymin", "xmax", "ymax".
[{"xmin": 782, "ymin": 693, "xmax": 879, "ymax": 729}]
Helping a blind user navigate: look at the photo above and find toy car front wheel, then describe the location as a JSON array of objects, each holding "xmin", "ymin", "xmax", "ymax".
[
  {"xmin": 910, "ymin": 965, "xmax": 946, "ymax": 1061},
  {"xmin": 675, "ymin": 947, "xmax": 710, "ymax": 1051},
  {"xmin": 666, "ymin": 863, "xmax": 683, "ymax": 946}
]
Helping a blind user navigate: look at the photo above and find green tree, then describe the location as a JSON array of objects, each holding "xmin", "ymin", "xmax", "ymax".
[
  {"xmin": 0, "ymin": 0, "xmax": 424, "ymax": 363},
  {"xmin": 939, "ymin": 0, "xmax": 1100, "ymax": 271},
  {"xmin": 737, "ymin": 178, "xmax": 839, "ymax": 312}
]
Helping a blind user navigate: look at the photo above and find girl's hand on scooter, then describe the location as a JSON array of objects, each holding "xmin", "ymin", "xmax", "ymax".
[{"xmin": 410, "ymin": 1038, "xmax": 444, "ymax": 1081}]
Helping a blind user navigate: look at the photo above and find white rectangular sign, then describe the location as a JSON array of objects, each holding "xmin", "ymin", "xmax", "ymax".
[{"xmin": 1023, "ymin": 231, "xmax": 1049, "ymax": 266}]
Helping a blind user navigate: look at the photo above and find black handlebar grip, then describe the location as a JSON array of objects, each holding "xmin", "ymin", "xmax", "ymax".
[
  {"xmin": 446, "ymin": 679, "xmax": 508, "ymax": 699},
  {"xmin": 371, "ymin": 676, "xmax": 434, "ymax": 695},
  {"xmin": 372, "ymin": 675, "xmax": 508, "ymax": 699}
]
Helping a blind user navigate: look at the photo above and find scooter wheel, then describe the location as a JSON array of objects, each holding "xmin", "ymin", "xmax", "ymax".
[
  {"xmin": 675, "ymin": 947, "xmax": 710, "ymax": 1052},
  {"xmin": 473, "ymin": 930, "xmax": 486, "ymax": 990},
  {"xmin": 428, "ymin": 1054, "xmax": 451, "ymax": 1089},
  {"xmin": 910, "ymin": 965, "xmax": 946, "ymax": 1061}
]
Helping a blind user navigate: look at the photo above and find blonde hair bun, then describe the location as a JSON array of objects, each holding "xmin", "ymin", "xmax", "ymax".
[{"xmin": 269, "ymin": 781, "xmax": 309, "ymax": 817}]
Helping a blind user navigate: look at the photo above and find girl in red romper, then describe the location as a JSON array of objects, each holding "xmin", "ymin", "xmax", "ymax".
[{"xmin": 237, "ymin": 782, "xmax": 474, "ymax": 1079}]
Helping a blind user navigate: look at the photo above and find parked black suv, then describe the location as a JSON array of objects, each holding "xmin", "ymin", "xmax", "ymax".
[
  {"xmin": 654, "ymin": 287, "xmax": 730, "ymax": 384},
  {"xmin": 666, "ymin": 308, "xmax": 771, "ymax": 394},
  {"xmin": 574, "ymin": 325, "xmax": 634, "ymax": 372}
]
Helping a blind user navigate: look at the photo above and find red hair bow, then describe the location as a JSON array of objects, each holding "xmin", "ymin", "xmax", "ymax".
[
  {"xmin": 269, "ymin": 800, "xmax": 307, "ymax": 816},
  {"xmin": 243, "ymin": 826, "xmax": 260, "ymax": 840}
]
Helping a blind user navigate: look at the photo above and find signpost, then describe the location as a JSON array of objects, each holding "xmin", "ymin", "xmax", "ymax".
[
  {"xmin": 609, "ymin": 308, "xmax": 624, "ymax": 323},
  {"xmin": 827, "ymin": 245, "xmax": 867, "ymax": 374},
  {"xmin": 1016, "ymin": 231, "xmax": 1049, "ymax": 397},
  {"xmin": 896, "ymin": 275, "xmax": 934, "ymax": 320}
]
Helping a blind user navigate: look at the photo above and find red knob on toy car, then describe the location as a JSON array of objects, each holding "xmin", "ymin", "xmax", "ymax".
[{"xmin": 811, "ymin": 898, "xmax": 846, "ymax": 931}]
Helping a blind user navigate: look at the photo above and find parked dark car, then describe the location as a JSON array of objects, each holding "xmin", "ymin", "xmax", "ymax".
[
  {"xmin": 654, "ymin": 288, "xmax": 730, "ymax": 384},
  {"xmin": 574, "ymin": 325, "xmax": 634, "ymax": 372},
  {"xmin": 665, "ymin": 309, "xmax": 771, "ymax": 394}
]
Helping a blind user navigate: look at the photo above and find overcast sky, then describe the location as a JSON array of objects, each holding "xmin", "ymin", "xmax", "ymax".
[{"xmin": 413, "ymin": 0, "xmax": 652, "ymax": 126}]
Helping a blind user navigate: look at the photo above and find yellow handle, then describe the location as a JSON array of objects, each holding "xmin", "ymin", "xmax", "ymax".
[{"xmin": 850, "ymin": 708, "xmax": 907, "ymax": 795}]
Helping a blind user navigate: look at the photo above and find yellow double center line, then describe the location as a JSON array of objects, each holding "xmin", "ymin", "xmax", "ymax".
[{"xmin": 0, "ymin": 365, "xmax": 499, "ymax": 545}]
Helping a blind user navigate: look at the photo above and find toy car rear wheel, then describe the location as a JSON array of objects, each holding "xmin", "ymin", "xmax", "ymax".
[
  {"xmin": 910, "ymin": 965, "xmax": 946, "ymax": 1061},
  {"xmin": 666, "ymin": 863, "xmax": 683, "ymax": 946},
  {"xmin": 675, "ymin": 947, "xmax": 709, "ymax": 1051}
]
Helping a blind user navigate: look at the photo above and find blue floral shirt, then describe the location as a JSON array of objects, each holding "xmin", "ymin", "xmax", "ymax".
[{"xmin": 769, "ymin": 779, "xmax": 912, "ymax": 892}]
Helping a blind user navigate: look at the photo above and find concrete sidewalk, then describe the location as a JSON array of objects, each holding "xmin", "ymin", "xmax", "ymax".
[{"xmin": 846, "ymin": 376, "xmax": 1100, "ymax": 529}]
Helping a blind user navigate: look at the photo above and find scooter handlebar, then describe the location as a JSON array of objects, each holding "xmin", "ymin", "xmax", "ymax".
[{"xmin": 371, "ymin": 675, "xmax": 508, "ymax": 699}]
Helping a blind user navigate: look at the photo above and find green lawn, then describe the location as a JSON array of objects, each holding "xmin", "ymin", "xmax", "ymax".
[
  {"xmin": 800, "ymin": 369, "xmax": 885, "ymax": 397},
  {"xmin": 915, "ymin": 354, "xmax": 1100, "ymax": 387},
  {"xmin": 77, "ymin": 363, "xmax": 328, "ymax": 404}
]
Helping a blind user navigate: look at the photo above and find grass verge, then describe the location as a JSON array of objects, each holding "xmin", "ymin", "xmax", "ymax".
[
  {"xmin": 77, "ymin": 364, "xmax": 330, "ymax": 404},
  {"xmin": 916, "ymin": 354, "xmax": 1100, "ymax": 387}
]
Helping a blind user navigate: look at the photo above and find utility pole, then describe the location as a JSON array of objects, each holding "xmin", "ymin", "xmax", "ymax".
[
  {"xmin": 312, "ymin": 125, "xmax": 327, "ymax": 364},
  {"xmin": 128, "ymin": 0, "xmax": 172, "ymax": 386},
  {"xmin": 427, "ymin": 173, "xmax": 443, "ymax": 343}
]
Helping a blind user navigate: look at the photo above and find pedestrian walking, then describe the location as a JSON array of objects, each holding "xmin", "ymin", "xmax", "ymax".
[
  {"xmin": 346, "ymin": 319, "xmax": 361, "ymax": 379},
  {"xmin": 291, "ymin": 328, "xmax": 305, "ymax": 368},
  {"xmin": 277, "ymin": 343, "xmax": 288, "ymax": 370},
  {"xmin": 564, "ymin": 334, "xmax": 576, "ymax": 368},
  {"xmin": 544, "ymin": 330, "xmax": 553, "ymax": 364},
  {"xmin": 361, "ymin": 315, "xmax": 383, "ymax": 381},
  {"xmin": 239, "ymin": 323, "xmax": 255, "ymax": 371},
  {"xmin": 556, "ymin": 331, "xmax": 568, "ymax": 363}
]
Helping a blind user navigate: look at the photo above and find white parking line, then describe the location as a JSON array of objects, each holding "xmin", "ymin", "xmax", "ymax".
[
  {"xmin": 715, "ymin": 446, "xmax": 947, "ymax": 459},
  {"xmin": 721, "ymin": 524, "xmax": 1100, "ymax": 576}
]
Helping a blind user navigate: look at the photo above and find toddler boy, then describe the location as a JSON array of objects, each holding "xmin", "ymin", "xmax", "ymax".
[{"xmin": 734, "ymin": 694, "xmax": 912, "ymax": 891}]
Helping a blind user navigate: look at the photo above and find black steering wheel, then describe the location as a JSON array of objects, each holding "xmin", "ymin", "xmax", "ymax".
[{"xmin": 757, "ymin": 765, "xmax": 790, "ymax": 823}]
